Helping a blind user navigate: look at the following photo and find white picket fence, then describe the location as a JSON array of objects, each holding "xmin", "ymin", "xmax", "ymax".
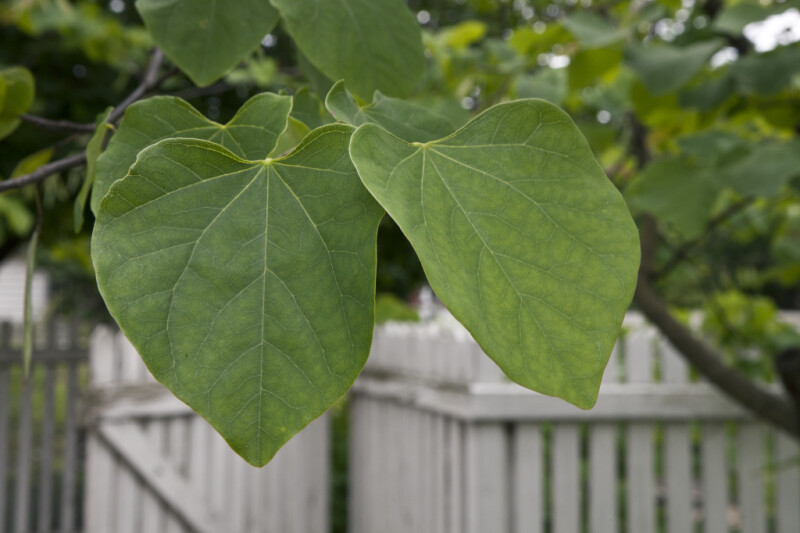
[
  {"xmin": 84, "ymin": 327, "xmax": 329, "ymax": 533},
  {"xmin": 349, "ymin": 313, "xmax": 800, "ymax": 533}
]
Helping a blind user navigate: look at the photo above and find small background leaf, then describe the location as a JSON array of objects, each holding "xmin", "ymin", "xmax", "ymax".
[
  {"xmin": 135, "ymin": 0, "xmax": 280, "ymax": 86},
  {"xmin": 325, "ymin": 80, "xmax": 457, "ymax": 143},
  {"xmin": 0, "ymin": 66, "xmax": 35, "ymax": 140},
  {"xmin": 625, "ymin": 39, "xmax": 723, "ymax": 95},
  {"xmin": 270, "ymin": 0, "xmax": 425, "ymax": 99},
  {"xmin": 75, "ymin": 107, "xmax": 113, "ymax": 233}
]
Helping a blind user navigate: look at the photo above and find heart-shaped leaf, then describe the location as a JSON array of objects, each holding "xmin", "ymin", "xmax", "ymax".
[
  {"xmin": 92, "ymin": 93, "xmax": 291, "ymax": 213},
  {"xmin": 269, "ymin": 0, "xmax": 424, "ymax": 99},
  {"xmin": 135, "ymin": 0, "xmax": 280, "ymax": 86},
  {"xmin": 92, "ymin": 126, "xmax": 384, "ymax": 465},
  {"xmin": 325, "ymin": 80, "xmax": 457, "ymax": 143},
  {"xmin": 350, "ymin": 100, "xmax": 640, "ymax": 408}
]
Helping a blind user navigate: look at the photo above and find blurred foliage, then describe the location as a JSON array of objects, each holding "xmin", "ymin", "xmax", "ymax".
[
  {"xmin": 375, "ymin": 293, "xmax": 421, "ymax": 325},
  {"xmin": 1, "ymin": 0, "xmax": 800, "ymax": 372}
]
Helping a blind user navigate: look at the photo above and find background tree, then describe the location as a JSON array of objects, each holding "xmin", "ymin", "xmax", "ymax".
[{"xmin": 1, "ymin": 0, "xmax": 798, "ymax": 456}]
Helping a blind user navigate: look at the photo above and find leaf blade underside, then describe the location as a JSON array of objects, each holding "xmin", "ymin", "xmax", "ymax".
[
  {"xmin": 92, "ymin": 126, "xmax": 384, "ymax": 466},
  {"xmin": 350, "ymin": 99, "xmax": 640, "ymax": 408},
  {"xmin": 91, "ymin": 93, "xmax": 291, "ymax": 214}
]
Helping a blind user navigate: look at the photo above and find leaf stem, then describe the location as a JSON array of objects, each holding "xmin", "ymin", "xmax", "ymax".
[{"xmin": 22, "ymin": 186, "xmax": 43, "ymax": 378}]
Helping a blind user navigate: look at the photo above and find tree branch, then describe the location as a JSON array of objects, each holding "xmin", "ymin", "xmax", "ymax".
[
  {"xmin": 635, "ymin": 275, "xmax": 798, "ymax": 436},
  {"xmin": 0, "ymin": 153, "xmax": 87, "ymax": 193},
  {"xmin": 19, "ymin": 114, "xmax": 96, "ymax": 133},
  {"xmin": 0, "ymin": 48, "xmax": 167, "ymax": 194}
]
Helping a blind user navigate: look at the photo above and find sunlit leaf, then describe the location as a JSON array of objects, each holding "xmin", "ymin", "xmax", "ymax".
[
  {"xmin": 91, "ymin": 93, "xmax": 291, "ymax": 213},
  {"xmin": 0, "ymin": 66, "xmax": 35, "ymax": 140},
  {"xmin": 269, "ymin": 116, "xmax": 310, "ymax": 157},
  {"xmin": 92, "ymin": 126, "xmax": 384, "ymax": 466},
  {"xmin": 439, "ymin": 20, "xmax": 487, "ymax": 49},
  {"xmin": 10, "ymin": 148, "xmax": 53, "ymax": 178},
  {"xmin": 350, "ymin": 100, "xmax": 640, "ymax": 408}
]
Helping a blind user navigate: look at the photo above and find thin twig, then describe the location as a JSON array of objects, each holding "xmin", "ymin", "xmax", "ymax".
[
  {"xmin": 108, "ymin": 48, "xmax": 165, "ymax": 123},
  {"xmin": 0, "ymin": 48, "xmax": 167, "ymax": 194},
  {"xmin": 19, "ymin": 114, "xmax": 96, "ymax": 133}
]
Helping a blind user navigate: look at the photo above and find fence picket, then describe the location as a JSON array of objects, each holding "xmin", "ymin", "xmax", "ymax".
[
  {"xmin": 36, "ymin": 364, "xmax": 57, "ymax": 533},
  {"xmin": 659, "ymin": 338, "xmax": 693, "ymax": 533},
  {"xmin": 589, "ymin": 343, "xmax": 620, "ymax": 533},
  {"xmin": 552, "ymin": 424, "xmax": 580, "ymax": 533},
  {"xmin": 139, "ymin": 421, "xmax": 164, "ymax": 533},
  {"xmin": 0, "ymin": 365, "xmax": 9, "ymax": 532},
  {"xmin": 775, "ymin": 430, "xmax": 800, "ymax": 533},
  {"xmin": 466, "ymin": 423, "xmax": 508, "ymax": 533},
  {"xmin": 14, "ymin": 376, "xmax": 34, "ymax": 533},
  {"xmin": 447, "ymin": 418, "xmax": 463, "ymax": 533},
  {"xmin": 59, "ymin": 363, "xmax": 80, "ymax": 533},
  {"xmin": 737, "ymin": 424, "xmax": 766, "ymax": 533},
  {"xmin": 700, "ymin": 423, "xmax": 728, "ymax": 533},
  {"xmin": 624, "ymin": 327, "xmax": 656, "ymax": 533},
  {"xmin": 513, "ymin": 424, "xmax": 543, "ymax": 533}
]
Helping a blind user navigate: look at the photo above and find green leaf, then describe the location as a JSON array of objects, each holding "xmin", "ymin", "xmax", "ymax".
[
  {"xmin": 626, "ymin": 157, "xmax": 720, "ymax": 239},
  {"xmin": 92, "ymin": 126, "xmax": 384, "ymax": 466},
  {"xmin": 561, "ymin": 12, "xmax": 627, "ymax": 49},
  {"xmin": 713, "ymin": 3, "xmax": 800, "ymax": 35},
  {"xmin": 325, "ymin": 80, "xmax": 457, "ymax": 143},
  {"xmin": 625, "ymin": 39, "xmax": 724, "ymax": 95},
  {"xmin": 350, "ymin": 100, "xmax": 640, "ymax": 408},
  {"xmin": 270, "ymin": 0, "xmax": 425, "ymax": 99},
  {"xmin": 678, "ymin": 70, "xmax": 736, "ymax": 111},
  {"xmin": 291, "ymin": 87, "xmax": 333, "ymax": 130},
  {"xmin": 135, "ymin": 0, "xmax": 279, "ymax": 86},
  {"xmin": 730, "ymin": 44, "xmax": 800, "ymax": 96},
  {"xmin": 75, "ymin": 107, "xmax": 113, "ymax": 233},
  {"xmin": 91, "ymin": 93, "xmax": 291, "ymax": 214},
  {"xmin": 720, "ymin": 141, "xmax": 800, "ymax": 197},
  {"xmin": 513, "ymin": 68, "xmax": 567, "ymax": 105},
  {"xmin": 567, "ymin": 47, "xmax": 623, "ymax": 91},
  {"xmin": 269, "ymin": 116, "xmax": 310, "ymax": 157},
  {"xmin": 10, "ymin": 148, "xmax": 53, "ymax": 178},
  {"xmin": 0, "ymin": 67, "xmax": 35, "ymax": 140},
  {"xmin": 0, "ymin": 196, "xmax": 35, "ymax": 236},
  {"xmin": 297, "ymin": 50, "xmax": 334, "ymax": 98},
  {"xmin": 439, "ymin": 20, "xmax": 487, "ymax": 50},
  {"xmin": 374, "ymin": 293, "xmax": 419, "ymax": 324},
  {"xmin": 676, "ymin": 130, "xmax": 746, "ymax": 165}
]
